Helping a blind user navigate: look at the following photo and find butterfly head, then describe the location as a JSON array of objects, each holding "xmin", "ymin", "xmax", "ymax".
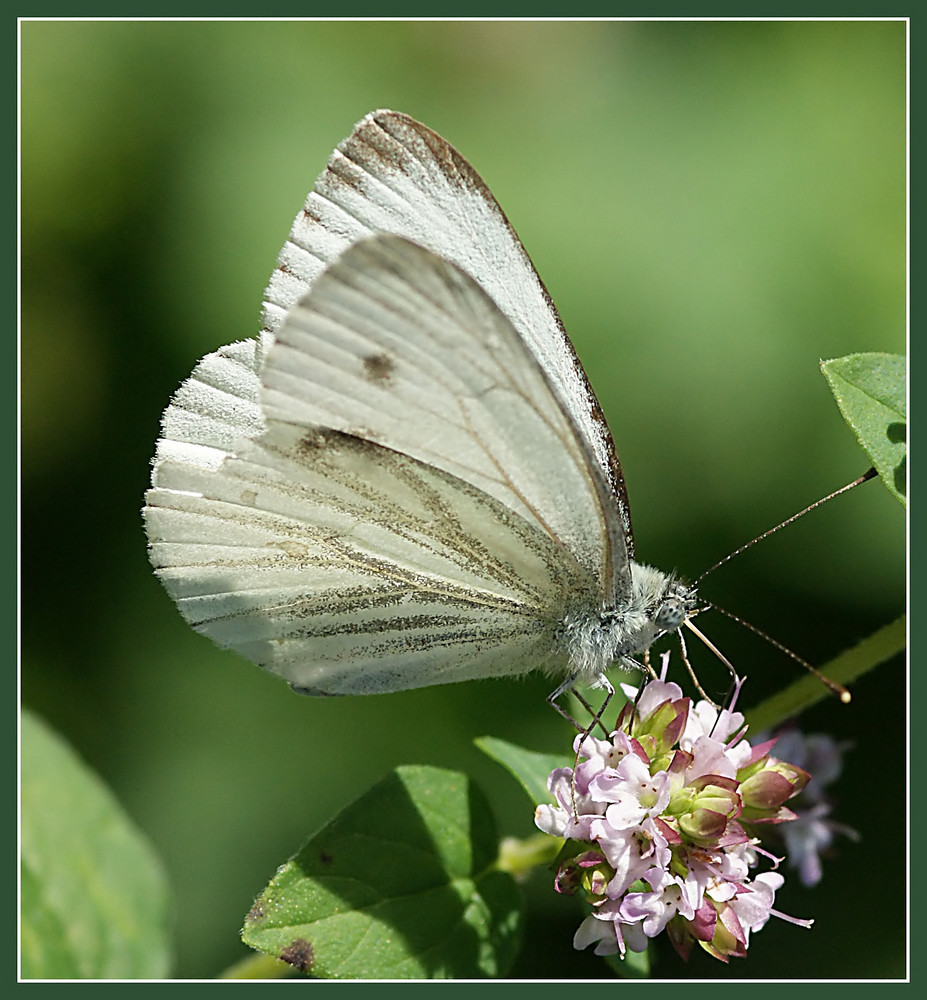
[
  {"xmin": 626, "ymin": 562, "xmax": 698, "ymax": 638},
  {"xmin": 653, "ymin": 582, "xmax": 698, "ymax": 633}
]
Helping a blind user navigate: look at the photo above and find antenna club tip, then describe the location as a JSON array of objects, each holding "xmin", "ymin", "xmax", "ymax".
[{"xmin": 839, "ymin": 690, "xmax": 852, "ymax": 704}]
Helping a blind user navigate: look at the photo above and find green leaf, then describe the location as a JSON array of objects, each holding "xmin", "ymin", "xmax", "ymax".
[
  {"xmin": 475, "ymin": 736, "xmax": 569, "ymax": 806},
  {"xmin": 20, "ymin": 710, "xmax": 172, "ymax": 979},
  {"xmin": 241, "ymin": 765, "xmax": 522, "ymax": 979},
  {"xmin": 821, "ymin": 352, "xmax": 906, "ymax": 504}
]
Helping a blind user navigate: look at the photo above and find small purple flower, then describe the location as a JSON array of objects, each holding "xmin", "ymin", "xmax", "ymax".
[
  {"xmin": 536, "ymin": 656, "xmax": 817, "ymax": 964},
  {"xmin": 753, "ymin": 728, "xmax": 857, "ymax": 887}
]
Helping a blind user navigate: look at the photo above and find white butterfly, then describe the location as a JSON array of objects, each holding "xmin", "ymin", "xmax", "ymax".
[{"xmin": 143, "ymin": 110, "xmax": 697, "ymax": 700}]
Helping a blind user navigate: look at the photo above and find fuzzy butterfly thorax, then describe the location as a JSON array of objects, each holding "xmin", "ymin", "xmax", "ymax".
[{"xmin": 560, "ymin": 565, "xmax": 697, "ymax": 683}]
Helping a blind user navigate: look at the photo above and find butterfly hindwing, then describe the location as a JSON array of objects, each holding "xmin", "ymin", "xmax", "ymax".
[{"xmin": 147, "ymin": 415, "xmax": 597, "ymax": 694}]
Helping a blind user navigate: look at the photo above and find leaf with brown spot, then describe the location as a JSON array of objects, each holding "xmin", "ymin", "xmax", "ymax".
[
  {"xmin": 279, "ymin": 938, "xmax": 315, "ymax": 973},
  {"xmin": 241, "ymin": 766, "xmax": 521, "ymax": 979}
]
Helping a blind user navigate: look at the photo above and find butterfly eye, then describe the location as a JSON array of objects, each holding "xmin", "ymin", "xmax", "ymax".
[{"xmin": 654, "ymin": 596, "xmax": 689, "ymax": 632}]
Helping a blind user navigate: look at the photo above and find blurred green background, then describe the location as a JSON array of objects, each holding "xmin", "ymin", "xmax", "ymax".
[{"xmin": 21, "ymin": 20, "xmax": 906, "ymax": 980}]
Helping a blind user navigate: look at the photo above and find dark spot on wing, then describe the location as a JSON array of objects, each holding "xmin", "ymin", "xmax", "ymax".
[
  {"xmin": 246, "ymin": 900, "xmax": 265, "ymax": 923},
  {"xmin": 363, "ymin": 352, "xmax": 394, "ymax": 383},
  {"xmin": 279, "ymin": 938, "xmax": 315, "ymax": 972}
]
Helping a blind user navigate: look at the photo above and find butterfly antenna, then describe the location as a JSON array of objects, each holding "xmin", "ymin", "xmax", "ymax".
[
  {"xmin": 694, "ymin": 467, "xmax": 878, "ymax": 586},
  {"xmin": 706, "ymin": 602, "xmax": 851, "ymax": 703}
]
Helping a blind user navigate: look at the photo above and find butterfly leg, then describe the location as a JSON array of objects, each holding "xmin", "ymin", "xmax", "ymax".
[
  {"xmin": 548, "ymin": 673, "xmax": 617, "ymax": 818},
  {"xmin": 546, "ymin": 674, "xmax": 614, "ymax": 736}
]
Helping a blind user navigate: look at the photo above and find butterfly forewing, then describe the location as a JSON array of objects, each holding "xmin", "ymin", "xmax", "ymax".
[
  {"xmin": 263, "ymin": 234, "xmax": 612, "ymax": 589},
  {"xmin": 263, "ymin": 110, "xmax": 633, "ymax": 598}
]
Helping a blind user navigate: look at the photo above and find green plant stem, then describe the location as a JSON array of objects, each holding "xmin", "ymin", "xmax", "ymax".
[{"xmin": 744, "ymin": 615, "xmax": 905, "ymax": 733}]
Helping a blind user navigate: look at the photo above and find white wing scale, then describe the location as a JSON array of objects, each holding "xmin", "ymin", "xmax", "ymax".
[{"xmin": 151, "ymin": 334, "xmax": 272, "ymax": 472}]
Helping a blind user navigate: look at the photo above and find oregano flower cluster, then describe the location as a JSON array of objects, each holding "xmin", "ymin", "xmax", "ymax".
[{"xmin": 535, "ymin": 666, "xmax": 814, "ymax": 962}]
